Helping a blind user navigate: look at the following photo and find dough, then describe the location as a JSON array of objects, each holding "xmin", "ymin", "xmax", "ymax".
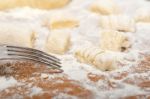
[
  {"xmin": 74, "ymin": 45, "xmax": 118, "ymax": 71},
  {"xmin": 0, "ymin": 0, "xmax": 71, "ymax": 10},
  {"xmin": 75, "ymin": 45, "xmax": 100, "ymax": 63},
  {"xmin": 100, "ymin": 30, "xmax": 130, "ymax": 52},
  {"xmin": 93, "ymin": 51, "xmax": 118, "ymax": 71},
  {"xmin": 100, "ymin": 15, "xmax": 136, "ymax": 32},
  {"xmin": 89, "ymin": 0, "xmax": 120, "ymax": 15},
  {"xmin": 46, "ymin": 30, "xmax": 71, "ymax": 54},
  {"xmin": 0, "ymin": 22, "xmax": 36, "ymax": 48},
  {"xmin": 134, "ymin": 7, "xmax": 150, "ymax": 23},
  {"xmin": 48, "ymin": 12, "xmax": 79, "ymax": 30}
]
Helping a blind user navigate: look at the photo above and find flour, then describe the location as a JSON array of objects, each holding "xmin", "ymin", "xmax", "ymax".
[
  {"xmin": 0, "ymin": 77, "xmax": 18, "ymax": 91},
  {"xmin": 0, "ymin": 0, "xmax": 149, "ymax": 98}
]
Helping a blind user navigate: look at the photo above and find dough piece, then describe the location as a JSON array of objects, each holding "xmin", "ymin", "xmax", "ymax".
[
  {"xmin": 75, "ymin": 45, "xmax": 90, "ymax": 63},
  {"xmin": 89, "ymin": 0, "xmax": 120, "ymax": 15},
  {"xmin": 46, "ymin": 30, "xmax": 71, "ymax": 54},
  {"xmin": 93, "ymin": 51, "xmax": 117, "ymax": 71},
  {"xmin": 100, "ymin": 15, "xmax": 136, "ymax": 32},
  {"xmin": 49, "ymin": 12, "xmax": 79, "ymax": 30},
  {"xmin": 74, "ymin": 45, "xmax": 118, "ymax": 71},
  {"xmin": 0, "ymin": 0, "xmax": 71, "ymax": 10},
  {"xmin": 0, "ymin": 23, "xmax": 36, "ymax": 48},
  {"xmin": 100, "ymin": 30, "xmax": 130, "ymax": 52},
  {"xmin": 134, "ymin": 7, "xmax": 150, "ymax": 23}
]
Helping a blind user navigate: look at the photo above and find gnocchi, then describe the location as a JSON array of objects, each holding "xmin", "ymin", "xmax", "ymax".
[
  {"xmin": 89, "ymin": 0, "xmax": 120, "ymax": 15},
  {"xmin": 100, "ymin": 30, "xmax": 130, "ymax": 52},
  {"xmin": 0, "ymin": 0, "xmax": 71, "ymax": 10},
  {"xmin": 135, "ymin": 7, "xmax": 150, "ymax": 23},
  {"xmin": 46, "ymin": 30, "xmax": 71, "ymax": 54},
  {"xmin": 100, "ymin": 15, "xmax": 136, "ymax": 32},
  {"xmin": 0, "ymin": 22, "xmax": 36, "ymax": 48},
  {"xmin": 48, "ymin": 11, "xmax": 79, "ymax": 30},
  {"xmin": 74, "ymin": 45, "xmax": 118, "ymax": 71}
]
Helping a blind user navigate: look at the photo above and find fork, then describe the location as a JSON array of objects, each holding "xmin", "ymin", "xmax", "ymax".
[{"xmin": 0, "ymin": 45, "xmax": 62, "ymax": 70}]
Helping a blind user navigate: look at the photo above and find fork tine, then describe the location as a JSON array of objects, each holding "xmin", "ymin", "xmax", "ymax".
[
  {"xmin": 7, "ymin": 45, "xmax": 60, "ymax": 62},
  {"xmin": 7, "ymin": 45, "xmax": 60, "ymax": 60},
  {"xmin": 6, "ymin": 45, "xmax": 61, "ymax": 67},
  {"xmin": 0, "ymin": 45, "xmax": 62, "ymax": 70},
  {"xmin": 0, "ymin": 57, "xmax": 61, "ymax": 69},
  {"xmin": 0, "ymin": 58, "xmax": 63, "ymax": 73},
  {"xmin": 7, "ymin": 53, "xmax": 61, "ymax": 68},
  {"xmin": 7, "ymin": 49, "xmax": 61, "ymax": 64}
]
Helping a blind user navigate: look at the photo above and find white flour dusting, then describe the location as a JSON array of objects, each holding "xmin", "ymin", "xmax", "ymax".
[
  {"xmin": 0, "ymin": 0, "xmax": 150, "ymax": 98},
  {"xmin": 0, "ymin": 77, "xmax": 18, "ymax": 91}
]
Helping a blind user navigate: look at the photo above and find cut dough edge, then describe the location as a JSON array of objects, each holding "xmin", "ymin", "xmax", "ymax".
[
  {"xmin": 0, "ymin": 22, "xmax": 36, "ymax": 48},
  {"xmin": 46, "ymin": 30, "xmax": 71, "ymax": 55}
]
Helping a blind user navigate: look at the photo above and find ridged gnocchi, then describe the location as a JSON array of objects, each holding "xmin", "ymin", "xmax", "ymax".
[
  {"xmin": 100, "ymin": 30, "xmax": 130, "ymax": 52},
  {"xmin": 100, "ymin": 15, "xmax": 136, "ymax": 32},
  {"xmin": 74, "ymin": 45, "xmax": 118, "ymax": 71}
]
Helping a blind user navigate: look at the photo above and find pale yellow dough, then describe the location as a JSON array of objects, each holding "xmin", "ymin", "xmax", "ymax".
[
  {"xmin": 46, "ymin": 30, "xmax": 71, "ymax": 54},
  {"xmin": 0, "ymin": 0, "xmax": 71, "ymax": 10},
  {"xmin": 0, "ymin": 23, "xmax": 36, "ymax": 48},
  {"xmin": 89, "ymin": 0, "xmax": 120, "ymax": 15},
  {"xmin": 74, "ymin": 45, "xmax": 118, "ymax": 71},
  {"xmin": 48, "ymin": 12, "xmax": 79, "ymax": 30},
  {"xmin": 135, "ymin": 7, "xmax": 150, "ymax": 23},
  {"xmin": 100, "ymin": 15, "xmax": 136, "ymax": 32},
  {"xmin": 100, "ymin": 30, "xmax": 130, "ymax": 52}
]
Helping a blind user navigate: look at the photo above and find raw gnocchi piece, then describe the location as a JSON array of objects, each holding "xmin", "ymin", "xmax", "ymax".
[
  {"xmin": 93, "ymin": 51, "xmax": 118, "ymax": 71},
  {"xmin": 100, "ymin": 15, "xmax": 136, "ymax": 32},
  {"xmin": 74, "ymin": 45, "xmax": 118, "ymax": 71},
  {"xmin": 134, "ymin": 7, "xmax": 150, "ymax": 23},
  {"xmin": 46, "ymin": 30, "xmax": 71, "ymax": 54},
  {"xmin": 0, "ymin": 23, "xmax": 36, "ymax": 48},
  {"xmin": 48, "ymin": 12, "xmax": 79, "ymax": 30},
  {"xmin": 0, "ymin": 0, "xmax": 71, "ymax": 10},
  {"xmin": 89, "ymin": 0, "xmax": 120, "ymax": 15},
  {"xmin": 74, "ymin": 45, "xmax": 91, "ymax": 63},
  {"xmin": 100, "ymin": 30, "xmax": 130, "ymax": 52}
]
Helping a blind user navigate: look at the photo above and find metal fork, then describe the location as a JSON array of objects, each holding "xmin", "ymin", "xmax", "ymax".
[{"xmin": 0, "ymin": 45, "xmax": 62, "ymax": 70}]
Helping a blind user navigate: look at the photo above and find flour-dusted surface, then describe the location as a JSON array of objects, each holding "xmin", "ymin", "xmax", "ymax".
[{"xmin": 0, "ymin": 0, "xmax": 150, "ymax": 99}]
